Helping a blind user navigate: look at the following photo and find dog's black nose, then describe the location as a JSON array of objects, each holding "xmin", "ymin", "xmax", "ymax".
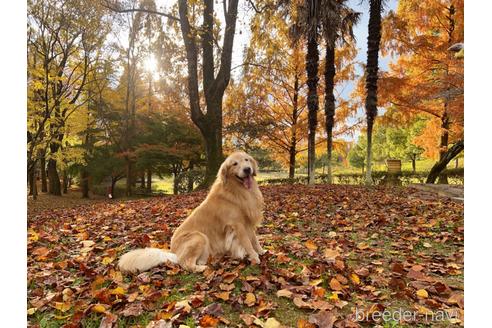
[{"xmin": 243, "ymin": 167, "xmax": 252, "ymax": 175}]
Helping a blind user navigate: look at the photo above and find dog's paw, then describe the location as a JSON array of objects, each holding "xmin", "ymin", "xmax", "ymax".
[
  {"xmin": 194, "ymin": 265, "xmax": 208, "ymax": 273},
  {"xmin": 249, "ymin": 254, "xmax": 261, "ymax": 264}
]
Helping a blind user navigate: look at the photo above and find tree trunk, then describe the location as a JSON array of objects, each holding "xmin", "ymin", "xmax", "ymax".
[
  {"xmin": 365, "ymin": 123, "xmax": 374, "ymax": 184},
  {"xmin": 426, "ymin": 140, "xmax": 463, "ymax": 184},
  {"xmin": 411, "ymin": 155, "xmax": 416, "ymax": 173},
  {"xmin": 438, "ymin": 5, "xmax": 455, "ymax": 184},
  {"xmin": 32, "ymin": 169, "xmax": 38, "ymax": 200},
  {"xmin": 364, "ymin": 0, "xmax": 383, "ymax": 185},
  {"xmin": 131, "ymin": 172, "xmax": 137, "ymax": 188},
  {"xmin": 146, "ymin": 169, "xmax": 152, "ymax": 193},
  {"xmin": 187, "ymin": 162, "xmax": 194, "ymax": 192},
  {"xmin": 110, "ymin": 178, "xmax": 117, "ymax": 199},
  {"xmin": 40, "ymin": 155, "xmax": 47, "ymax": 192},
  {"xmin": 81, "ymin": 168, "xmax": 89, "ymax": 198},
  {"xmin": 28, "ymin": 169, "xmax": 34, "ymax": 196},
  {"xmin": 177, "ymin": 0, "xmax": 239, "ymax": 188},
  {"xmin": 289, "ymin": 145, "xmax": 296, "ymax": 181},
  {"xmin": 306, "ymin": 35, "xmax": 319, "ymax": 185},
  {"xmin": 28, "ymin": 163, "xmax": 38, "ymax": 199},
  {"xmin": 62, "ymin": 170, "xmax": 68, "ymax": 194},
  {"xmin": 437, "ymin": 108, "xmax": 450, "ymax": 184},
  {"xmin": 125, "ymin": 160, "xmax": 132, "ymax": 197},
  {"xmin": 324, "ymin": 43, "xmax": 336, "ymax": 184},
  {"xmin": 47, "ymin": 158, "xmax": 61, "ymax": 195},
  {"xmin": 203, "ymin": 123, "xmax": 223, "ymax": 187},
  {"xmin": 289, "ymin": 73, "xmax": 299, "ymax": 181},
  {"xmin": 140, "ymin": 171, "xmax": 145, "ymax": 188},
  {"xmin": 173, "ymin": 172, "xmax": 179, "ymax": 195},
  {"xmin": 455, "ymin": 157, "xmax": 459, "ymax": 168}
]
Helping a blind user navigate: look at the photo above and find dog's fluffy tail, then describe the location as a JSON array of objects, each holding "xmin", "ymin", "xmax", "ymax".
[{"xmin": 118, "ymin": 248, "xmax": 178, "ymax": 273}]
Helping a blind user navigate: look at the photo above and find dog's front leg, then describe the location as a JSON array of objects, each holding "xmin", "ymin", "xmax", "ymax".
[
  {"xmin": 248, "ymin": 227, "xmax": 266, "ymax": 255},
  {"xmin": 233, "ymin": 224, "xmax": 260, "ymax": 264}
]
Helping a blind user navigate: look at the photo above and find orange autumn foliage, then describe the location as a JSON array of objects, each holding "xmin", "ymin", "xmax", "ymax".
[{"xmin": 378, "ymin": 0, "xmax": 464, "ymax": 159}]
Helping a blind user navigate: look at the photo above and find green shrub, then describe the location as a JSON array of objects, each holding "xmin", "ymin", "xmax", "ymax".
[{"xmin": 258, "ymin": 169, "xmax": 463, "ymax": 186}]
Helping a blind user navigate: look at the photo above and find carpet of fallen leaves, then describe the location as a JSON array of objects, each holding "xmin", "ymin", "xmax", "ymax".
[{"xmin": 27, "ymin": 184, "xmax": 464, "ymax": 328}]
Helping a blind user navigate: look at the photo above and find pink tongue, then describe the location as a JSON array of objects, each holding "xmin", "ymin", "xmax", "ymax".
[{"xmin": 243, "ymin": 176, "xmax": 252, "ymax": 189}]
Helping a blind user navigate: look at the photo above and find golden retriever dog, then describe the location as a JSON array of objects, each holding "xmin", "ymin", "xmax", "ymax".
[{"xmin": 118, "ymin": 151, "xmax": 265, "ymax": 273}]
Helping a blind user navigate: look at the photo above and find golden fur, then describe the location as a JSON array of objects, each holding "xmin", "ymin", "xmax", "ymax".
[{"xmin": 118, "ymin": 151, "xmax": 265, "ymax": 273}]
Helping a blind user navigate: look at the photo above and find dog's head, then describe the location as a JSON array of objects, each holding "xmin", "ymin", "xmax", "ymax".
[{"xmin": 217, "ymin": 151, "xmax": 259, "ymax": 189}]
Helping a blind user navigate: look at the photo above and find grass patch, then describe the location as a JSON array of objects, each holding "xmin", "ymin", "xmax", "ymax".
[{"xmin": 271, "ymin": 296, "xmax": 307, "ymax": 326}]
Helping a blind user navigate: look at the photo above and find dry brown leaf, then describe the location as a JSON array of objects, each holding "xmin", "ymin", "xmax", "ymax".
[
  {"xmin": 245, "ymin": 292, "xmax": 256, "ymax": 307},
  {"xmin": 329, "ymin": 278, "xmax": 343, "ymax": 291}
]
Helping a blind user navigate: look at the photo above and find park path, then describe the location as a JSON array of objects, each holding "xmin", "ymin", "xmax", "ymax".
[{"xmin": 409, "ymin": 184, "xmax": 464, "ymax": 202}]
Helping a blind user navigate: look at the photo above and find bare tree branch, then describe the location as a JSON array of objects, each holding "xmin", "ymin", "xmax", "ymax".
[{"xmin": 101, "ymin": 0, "xmax": 180, "ymax": 21}]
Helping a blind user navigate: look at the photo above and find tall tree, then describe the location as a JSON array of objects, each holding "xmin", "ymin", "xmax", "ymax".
[
  {"xmin": 28, "ymin": 0, "xmax": 109, "ymax": 195},
  {"xmin": 292, "ymin": 0, "xmax": 322, "ymax": 185},
  {"xmin": 122, "ymin": 8, "xmax": 142, "ymax": 197},
  {"xmin": 177, "ymin": 0, "xmax": 239, "ymax": 186},
  {"xmin": 106, "ymin": 0, "xmax": 240, "ymax": 187},
  {"xmin": 379, "ymin": 0, "xmax": 463, "ymax": 183},
  {"xmin": 225, "ymin": 3, "xmax": 308, "ymax": 179},
  {"xmin": 364, "ymin": 0, "xmax": 384, "ymax": 184},
  {"xmin": 321, "ymin": 0, "xmax": 360, "ymax": 183}
]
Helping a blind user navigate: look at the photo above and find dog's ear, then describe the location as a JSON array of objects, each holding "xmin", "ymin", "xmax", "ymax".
[
  {"xmin": 218, "ymin": 160, "xmax": 229, "ymax": 184},
  {"xmin": 251, "ymin": 157, "xmax": 259, "ymax": 176}
]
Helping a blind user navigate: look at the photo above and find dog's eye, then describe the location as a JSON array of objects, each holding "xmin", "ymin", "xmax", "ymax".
[
  {"xmin": 245, "ymin": 158, "xmax": 249, "ymax": 161},
  {"xmin": 233, "ymin": 162, "xmax": 238, "ymax": 166}
]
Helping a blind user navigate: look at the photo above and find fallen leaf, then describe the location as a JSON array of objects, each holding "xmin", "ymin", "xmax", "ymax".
[
  {"xmin": 415, "ymin": 304, "xmax": 433, "ymax": 315},
  {"xmin": 309, "ymin": 279, "xmax": 323, "ymax": 286},
  {"xmin": 264, "ymin": 317, "xmax": 281, "ymax": 328},
  {"xmin": 305, "ymin": 240, "xmax": 318, "ymax": 251},
  {"xmin": 240, "ymin": 313, "xmax": 256, "ymax": 326},
  {"xmin": 110, "ymin": 287, "xmax": 126, "ymax": 296},
  {"xmin": 199, "ymin": 314, "xmax": 220, "ymax": 327},
  {"xmin": 81, "ymin": 240, "xmax": 95, "ymax": 247},
  {"xmin": 53, "ymin": 301, "xmax": 71, "ymax": 312},
  {"xmin": 309, "ymin": 310, "xmax": 337, "ymax": 328},
  {"xmin": 245, "ymin": 292, "xmax": 256, "ymax": 307},
  {"xmin": 91, "ymin": 304, "xmax": 108, "ymax": 313},
  {"xmin": 175, "ymin": 300, "xmax": 191, "ymax": 314},
  {"xmin": 329, "ymin": 278, "xmax": 343, "ymax": 291},
  {"xmin": 127, "ymin": 292, "xmax": 139, "ymax": 303},
  {"xmin": 313, "ymin": 286, "xmax": 326, "ymax": 298},
  {"xmin": 102, "ymin": 257, "xmax": 114, "ymax": 265},
  {"xmin": 99, "ymin": 313, "xmax": 118, "ymax": 328},
  {"xmin": 121, "ymin": 302, "xmax": 144, "ymax": 317},
  {"xmin": 202, "ymin": 303, "xmax": 224, "ymax": 317},
  {"xmin": 32, "ymin": 247, "xmax": 50, "ymax": 257},
  {"xmin": 323, "ymin": 249, "xmax": 340, "ymax": 262},
  {"xmin": 219, "ymin": 283, "xmax": 234, "ymax": 291},
  {"xmin": 214, "ymin": 291, "xmax": 230, "ymax": 301},
  {"xmin": 28, "ymin": 229, "xmax": 39, "ymax": 242},
  {"xmin": 146, "ymin": 319, "xmax": 173, "ymax": 328},
  {"xmin": 298, "ymin": 318, "xmax": 317, "ymax": 328},
  {"xmin": 350, "ymin": 273, "xmax": 360, "ymax": 285},
  {"xmin": 276, "ymin": 289, "xmax": 293, "ymax": 298},
  {"xmin": 416, "ymin": 289, "xmax": 429, "ymax": 299}
]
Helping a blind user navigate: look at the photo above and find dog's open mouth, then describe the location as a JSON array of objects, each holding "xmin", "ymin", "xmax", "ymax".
[{"xmin": 235, "ymin": 175, "xmax": 253, "ymax": 189}]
